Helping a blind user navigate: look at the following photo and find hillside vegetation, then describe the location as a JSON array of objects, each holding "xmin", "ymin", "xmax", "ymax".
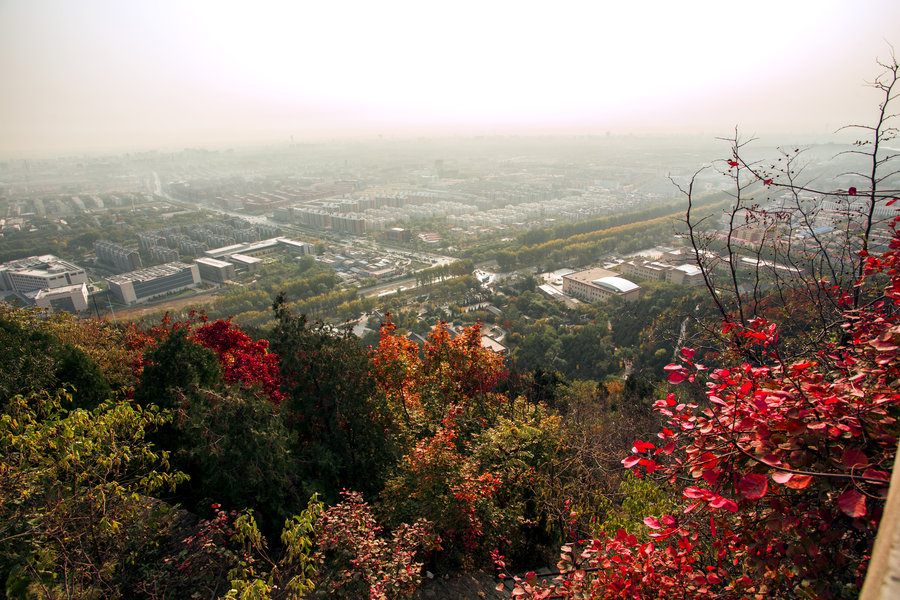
[{"xmin": 2, "ymin": 58, "xmax": 900, "ymax": 600}]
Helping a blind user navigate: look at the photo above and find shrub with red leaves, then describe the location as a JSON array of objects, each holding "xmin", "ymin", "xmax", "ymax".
[{"xmin": 497, "ymin": 219, "xmax": 900, "ymax": 598}]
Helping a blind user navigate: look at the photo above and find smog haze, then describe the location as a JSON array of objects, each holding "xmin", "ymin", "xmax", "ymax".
[{"xmin": 2, "ymin": 0, "xmax": 899, "ymax": 158}]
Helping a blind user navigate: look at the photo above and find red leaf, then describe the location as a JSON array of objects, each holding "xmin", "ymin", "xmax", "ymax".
[
  {"xmin": 639, "ymin": 458, "xmax": 659, "ymax": 473},
  {"xmin": 842, "ymin": 448, "xmax": 868, "ymax": 469},
  {"xmin": 888, "ymin": 197, "xmax": 898, "ymax": 206},
  {"xmin": 681, "ymin": 348, "xmax": 696, "ymax": 359},
  {"xmin": 710, "ymin": 496, "xmax": 739, "ymax": 512},
  {"xmin": 622, "ymin": 456, "xmax": 641, "ymax": 469},
  {"xmin": 785, "ymin": 474, "xmax": 812, "ymax": 489},
  {"xmin": 727, "ymin": 160, "xmax": 739, "ymax": 167},
  {"xmin": 667, "ymin": 371, "xmax": 687, "ymax": 384},
  {"xmin": 644, "ymin": 516, "xmax": 662, "ymax": 530},
  {"xmin": 633, "ymin": 440, "xmax": 656, "ymax": 453},
  {"xmin": 763, "ymin": 178, "xmax": 773, "ymax": 186},
  {"xmin": 837, "ymin": 489, "xmax": 867, "ymax": 518},
  {"xmin": 683, "ymin": 487, "xmax": 705, "ymax": 499},
  {"xmin": 738, "ymin": 474, "xmax": 768, "ymax": 500},
  {"xmin": 862, "ymin": 469, "xmax": 891, "ymax": 482},
  {"xmin": 772, "ymin": 471, "xmax": 793, "ymax": 485},
  {"xmin": 702, "ymin": 469, "xmax": 720, "ymax": 485},
  {"xmin": 848, "ymin": 186, "xmax": 857, "ymax": 195}
]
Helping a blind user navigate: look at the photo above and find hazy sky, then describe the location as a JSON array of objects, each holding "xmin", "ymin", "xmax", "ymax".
[{"xmin": 1, "ymin": 0, "xmax": 899, "ymax": 157}]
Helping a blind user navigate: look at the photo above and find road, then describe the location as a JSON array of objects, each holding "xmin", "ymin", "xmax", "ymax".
[{"xmin": 358, "ymin": 259, "xmax": 497, "ymax": 299}]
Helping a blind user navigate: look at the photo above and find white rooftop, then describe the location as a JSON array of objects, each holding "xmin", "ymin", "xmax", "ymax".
[
  {"xmin": 675, "ymin": 264, "xmax": 703, "ymax": 276},
  {"xmin": 592, "ymin": 276, "xmax": 640, "ymax": 294}
]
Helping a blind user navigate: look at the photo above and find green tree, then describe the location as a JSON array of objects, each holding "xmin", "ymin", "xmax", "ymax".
[
  {"xmin": 495, "ymin": 250, "xmax": 517, "ymax": 272},
  {"xmin": 269, "ymin": 295, "xmax": 398, "ymax": 501},
  {"xmin": 132, "ymin": 325, "xmax": 296, "ymax": 528},
  {"xmin": 0, "ymin": 391, "xmax": 186, "ymax": 599},
  {"xmin": 0, "ymin": 307, "xmax": 112, "ymax": 411}
]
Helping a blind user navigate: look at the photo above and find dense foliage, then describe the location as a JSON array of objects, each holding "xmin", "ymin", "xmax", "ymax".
[{"xmin": 2, "ymin": 59, "xmax": 899, "ymax": 599}]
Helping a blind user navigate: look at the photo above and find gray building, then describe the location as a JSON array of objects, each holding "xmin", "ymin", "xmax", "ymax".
[
  {"xmin": 94, "ymin": 241, "xmax": 143, "ymax": 273},
  {"xmin": 195, "ymin": 257, "xmax": 235, "ymax": 283},
  {"xmin": 106, "ymin": 262, "xmax": 200, "ymax": 305}
]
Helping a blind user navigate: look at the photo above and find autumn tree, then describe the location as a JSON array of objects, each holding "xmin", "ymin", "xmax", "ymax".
[
  {"xmin": 680, "ymin": 53, "xmax": 899, "ymax": 359},
  {"xmin": 268, "ymin": 294, "xmax": 398, "ymax": 501},
  {"xmin": 133, "ymin": 321, "xmax": 297, "ymax": 528},
  {"xmin": 497, "ymin": 53, "xmax": 900, "ymax": 600},
  {"xmin": 0, "ymin": 305, "xmax": 112, "ymax": 411}
]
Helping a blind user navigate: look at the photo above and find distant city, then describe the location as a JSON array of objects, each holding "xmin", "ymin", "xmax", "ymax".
[{"xmin": 1, "ymin": 136, "xmax": 896, "ymax": 323}]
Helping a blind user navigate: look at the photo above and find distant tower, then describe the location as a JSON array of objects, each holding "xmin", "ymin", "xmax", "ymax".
[{"xmin": 435, "ymin": 159, "xmax": 444, "ymax": 178}]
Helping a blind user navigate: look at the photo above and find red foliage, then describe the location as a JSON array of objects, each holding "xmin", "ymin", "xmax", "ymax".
[
  {"xmin": 372, "ymin": 316, "xmax": 508, "ymax": 424},
  {"xmin": 422, "ymin": 322, "xmax": 507, "ymax": 401},
  {"xmin": 192, "ymin": 319, "xmax": 285, "ymax": 404},
  {"xmin": 317, "ymin": 491, "xmax": 435, "ymax": 600},
  {"xmin": 498, "ymin": 219, "xmax": 900, "ymax": 598},
  {"xmin": 136, "ymin": 311, "xmax": 284, "ymax": 404},
  {"xmin": 371, "ymin": 316, "xmax": 423, "ymax": 422},
  {"xmin": 399, "ymin": 407, "xmax": 502, "ymax": 555}
]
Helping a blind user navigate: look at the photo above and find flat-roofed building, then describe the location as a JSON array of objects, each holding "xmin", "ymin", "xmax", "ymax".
[
  {"xmin": 562, "ymin": 267, "xmax": 640, "ymax": 302},
  {"xmin": 619, "ymin": 260, "xmax": 671, "ymax": 282},
  {"xmin": 0, "ymin": 255, "xmax": 87, "ymax": 294},
  {"xmin": 106, "ymin": 262, "xmax": 200, "ymax": 305},
  {"xmin": 617, "ymin": 259, "xmax": 706, "ymax": 287},
  {"xmin": 537, "ymin": 283, "xmax": 565, "ymax": 300},
  {"xmin": 28, "ymin": 283, "xmax": 89, "ymax": 313},
  {"xmin": 203, "ymin": 243, "xmax": 247, "ymax": 260},
  {"xmin": 275, "ymin": 237, "xmax": 315, "ymax": 256},
  {"xmin": 195, "ymin": 257, "xmax": 235, "ymax": 283},
  {"xmin": 661, "ymin": 248, "xmax": 694, "ymax": 265},
  {"xmin": 385, "ymin": 227, "xmax": 412, "ymax": 242},
  {"xmin": 480, "ymin": 335, "xmax": 508, "ymax": 355},
  {"xmin": 204, "ymin": 237, "xmax": 315, "ymax": 261},
  {"xmin": 666, "ymin": 264, "xmax": 704, "ymax": 286},
  {"xmin": 229, "ymin": 253, "xmax": 261, "ymax": 273}
]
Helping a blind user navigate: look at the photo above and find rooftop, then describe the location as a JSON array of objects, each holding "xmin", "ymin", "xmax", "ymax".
[
  {"xmin": 592, "ymin": 276, "xmax": 640, "ymax": 294},
  {"xmin": 107, "ymin": 262, "xmax": 195, "ymax": 284}
]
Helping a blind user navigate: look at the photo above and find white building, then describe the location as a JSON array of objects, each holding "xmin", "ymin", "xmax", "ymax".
[
  {"xmin": 28, "ymin": 283, "xmax": 90, "ymax": 312},
  {"xmin": 0, "ymin": 255, "xmax": 87, "ymax": 294},
  {"xmin": 562, "ymin": 267, "xmax": 641, "ymax": 302}
]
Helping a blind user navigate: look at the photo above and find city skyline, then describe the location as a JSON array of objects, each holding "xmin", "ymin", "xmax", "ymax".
[{"xmin": 1, "ymin": 0, "xmax": 899, "ymax": 158}]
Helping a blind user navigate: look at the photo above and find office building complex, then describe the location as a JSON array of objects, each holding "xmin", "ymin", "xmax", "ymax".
[
  {"xmin": 0, "ymin": 255, "xmax": 87, "ymax": 294},
  {"xmin": 0, "ymin": 255, "xmax": 89, "ymax": 312}
]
